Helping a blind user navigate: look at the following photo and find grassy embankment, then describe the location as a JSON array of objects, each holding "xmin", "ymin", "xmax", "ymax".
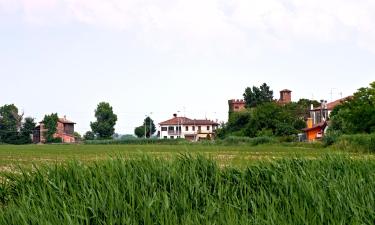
[{"xmin": 0, "ymin": 155, "xmax": 374, "ymax": 224}]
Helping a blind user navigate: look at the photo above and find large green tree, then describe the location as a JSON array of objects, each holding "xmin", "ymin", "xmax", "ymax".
[
  {"xmin": 243, "ymin": 83, "xmax": 274, "ymax": 108},
  {"xmin": 0, "ymin": 104, "xmax": 36, "ymax": 144},
  {"xmin": 90, "ymin": 102, "xmax": 118, "ymax": 139},
  {"xmin": 43, "ymin": 113, "xmax": 59, "ymax": 143},
  {"xmin": 0, "ymin": 104, "xmax": 19, "ymax": 143},
  {"xmin": 330, "ymin": 82, "xmax": 375, "ymax": 134}
]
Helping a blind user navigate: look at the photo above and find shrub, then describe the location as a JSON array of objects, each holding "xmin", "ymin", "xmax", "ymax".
[{"xmin": 333, "ymin": 133, "xmax": 375, "ymax": 153}]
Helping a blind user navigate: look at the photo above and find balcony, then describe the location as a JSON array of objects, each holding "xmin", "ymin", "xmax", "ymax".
[{"xmin": 168, "ymin": 131, "xmax": 181, "ymax": 135}]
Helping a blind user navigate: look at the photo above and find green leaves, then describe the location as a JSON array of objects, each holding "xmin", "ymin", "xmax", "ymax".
[
  {"xmin": 330, "ymin": 81, "xmax": 375, "ymax": 134},
  {"xmin": 90, "ymin": 102, "xmax": 118, "ymax": 139},
  {"xmin": 43, "ymin": 113, "xmax": 59, "ymax": 143},
  {"xmin": 243, "ymin": 83, "xmax": 274, "ymax": 108}
]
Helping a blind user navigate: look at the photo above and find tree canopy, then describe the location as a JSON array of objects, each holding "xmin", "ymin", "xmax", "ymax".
[
  {"xmin": 90, "ymin": 102, "xmax": 118, "ymax": 139},
  {"xmin": 134, "ymin": 116, "xmax": 156, "ymax": 138},
  {"xmin": 0, "ymin": 104, "xmax": 36, "ymax": 144},
  {"xmin": 330, "ymin": 82, "xmax": 375, "ymax": 134},
  {"xmin": 43, "ymin": 113, "xmax": 59, "ymax": 143},
  {"xmin": 243, "ymin": 83, "xmax": 274, "ymax": 108}
]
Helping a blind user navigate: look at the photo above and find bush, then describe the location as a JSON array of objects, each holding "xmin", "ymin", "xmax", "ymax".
[{"xmin": 333, "ymin": 133, "xmax": 375, "ymax": 153}]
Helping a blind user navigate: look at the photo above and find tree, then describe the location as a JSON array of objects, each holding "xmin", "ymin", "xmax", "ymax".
[
  {"xmin": 43, "ymin": 113, "xmax": 59, "ymax": 143},
  {"xmin": 0, "ymin": 104, "xmax": 31, "ymax": 144},
  {"xmin": 134, "ymin": 126, "xmax": 145, "ymax": 138},
  {"xmin": 83, "ymin": 131, "xmax": 95, "ymax": 140},
  {"xmin": 243, "ymin": 83, "xmax": 274, "ymax": 108},
  {"xmin": 90, "ymin": 102, "xmax": 118, "ymax": 139},
  {"xmin": 19, "ymin": 117, "xmax": 36, "ymax": 144},
  {"xmin": 134, "ymin": 116, "xmax": 156, "ymax": 138},
  {"xmin": 330, "ymin": 82, "xmax": 375, "ymax": 134}
]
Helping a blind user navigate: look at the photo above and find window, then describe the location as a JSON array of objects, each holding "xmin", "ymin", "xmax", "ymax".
[
  {"xmin": 168, "ymin": 126, "xmax": 174, "ymax": 131},
  {"xmin": 185, "ymin": 126, "xmax": 189, "ymax": 131},
  {"xmin": 170, "ymin": 136, "xmax": 174, "ymax": 139},
  {"xmin": 192, "ymin": 126, "xmax": 195, "ymax": 131},
  {"xmin": 198, "ymin": 126, "xmax": 201, "ymax": 131},
  {"xmin": 163, "ymin": 136, "xmax": 167, "ymax": 139},
  {"xmin": 177, "ymin": 136, "xmax": 180, "ymax": 139},
  {"xmin": 207, "ymin": 126, "xmax": 210, "ymax": 131},
  {"xmin": 161, "ymin": 127, "xmax": 167, "ymax": 131}
]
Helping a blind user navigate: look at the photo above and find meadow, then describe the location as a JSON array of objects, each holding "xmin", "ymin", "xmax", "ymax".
[
  {"xmin": 0, "ymin": 143, "xmax": 342, "ymax": 170},
  {"xmin": 0, "ymin": 143, "xmax": 374, "ymax": 224}
]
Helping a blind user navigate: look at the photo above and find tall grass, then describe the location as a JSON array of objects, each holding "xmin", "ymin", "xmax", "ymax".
[
  {"xmin": 1, "ymin": 155, "xmax": 374, "ymax": 224},
  {"xmin": 327, "ymin": 133, "xmax": 375, "ymax": 153}
]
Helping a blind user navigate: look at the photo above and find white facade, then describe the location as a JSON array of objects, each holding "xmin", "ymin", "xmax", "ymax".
[{"xmin": 159, "ymin": 117, "xmax": 218, "ymax": 141}]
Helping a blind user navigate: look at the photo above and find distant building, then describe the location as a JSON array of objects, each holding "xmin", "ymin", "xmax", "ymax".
[
  {"xmin": 33, "ymin": 116, "xmax": 76, "ymax": 143},
  {"xmin": 159, "ymin": 114, "xmax": 219, "ymax": 141},
  {"xmin": 277, "ymin": 89, "xmax": 292, "ymax": 105},
  {"xmin": 228, "ymin": 88, "xmax": 292, "ymax": 116},
  {"xmin": 303, "ymin": 97, "xmax": 350, "ymax": 141}
]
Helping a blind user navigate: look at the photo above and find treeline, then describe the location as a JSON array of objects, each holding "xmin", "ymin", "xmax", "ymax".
[
  {"xmin": 217, "ymin": 83, "xmax": 319, "ymax": 140},
  {"xmin": 0, "ymin": 104, "xmax": 36, "ymax": 144}
]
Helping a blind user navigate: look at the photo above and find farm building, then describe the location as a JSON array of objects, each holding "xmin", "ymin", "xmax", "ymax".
[
  {"xmin": 33, "ymin": 116, "xmax": 76, "ymax": 143},
  {"xmin": 159, "ymin": 114, "xmax": 219, "ymax": 141}
]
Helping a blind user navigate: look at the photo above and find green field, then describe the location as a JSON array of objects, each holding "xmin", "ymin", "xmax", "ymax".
[
  {"xmin": 0, "ymin": 143, "xmax": 360, "ymax": 170},
  {"xmin": 1, "ymin": 144, "xmax": 374, "ymax": 224}
]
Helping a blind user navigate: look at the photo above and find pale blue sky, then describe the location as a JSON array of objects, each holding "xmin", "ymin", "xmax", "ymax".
[{"xmin": 0, "ymin": 0, "xmax": 374, "ymax": 134}]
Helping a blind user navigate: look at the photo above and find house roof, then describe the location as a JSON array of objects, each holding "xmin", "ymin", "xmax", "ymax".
[
  {"xmin": 280, "ymin": 89, "xmax": 292, "ymax": 92},
  {"xmin": 313, "ymin": 96, "xmax": 351, "ymax": 111},
  {"xmin": 58, "ymin": 118, "xmax": 76, "ymax": 124},
  {"xmin": 159, "ymin": 117, "xmax": 219, "ymax": 126},
  {"xmin": 302, "ymin": 121, "xmax": 327, "ymax": 132}
]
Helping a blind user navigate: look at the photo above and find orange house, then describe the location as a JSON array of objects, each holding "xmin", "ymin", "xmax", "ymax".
[{"xmin": 302, "ymin": 121, "xmax": 327, "ymax": 141}]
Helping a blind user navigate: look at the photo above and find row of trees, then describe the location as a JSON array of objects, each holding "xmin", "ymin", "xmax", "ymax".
[
  {"xmin": 83, "ymin": 102, "xmax": 158, "ymax": 140},
  {"xmin": 218, "ymin": 83, "xmax": 319, "ymax": 139},
  {"xmin": 0, "ymin": 104, "xmax": 36, "ymax": 144}
]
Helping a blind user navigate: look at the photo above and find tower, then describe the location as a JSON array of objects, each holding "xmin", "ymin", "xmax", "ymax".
[{"xmin": 279, "ymin": 89, "xmax": 292, "ymax": 105}]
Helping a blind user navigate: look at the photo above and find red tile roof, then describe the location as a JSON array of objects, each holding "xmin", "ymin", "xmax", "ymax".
[
  {"xmin": 159, "ymin": 117, "xmax": 219, "ymax": 126},
  {"xmin": 313, "ymin": 97, "xmax": 351, "ymax": 111}
]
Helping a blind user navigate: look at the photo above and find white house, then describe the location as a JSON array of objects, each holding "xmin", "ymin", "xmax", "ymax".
[{"xmin": 159, "ymin": 115, "xmax": 219, "ymax": 141}]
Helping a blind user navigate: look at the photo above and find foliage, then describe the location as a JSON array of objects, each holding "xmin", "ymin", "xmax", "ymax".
[
  {"xmin": 90, "ymin": 102, "xmax": 118, "ymax": 139},
  {"xmin": 83, "ymin": 131, "xmax": 95, "ymax": 140},
  {"xmin": 331, "ymin": 133, "xmax": 375, "ymax": 153},
  {"xmin": 134, "ymin": 117, "xmax": 156, "ymax": 138},
  {"xmin": 1, "ymin": 156, "xmax": 374, "ymax": 224},
  {"xmin": 330, "ymin": 81, "xmax": 375, "ymax": 134},
  {"xmin": 243, "ymin": 83, "xmax": 274, "ymax": 108},
  {"xmin": 0, "ymin": 105, "xmax": 35, "ymax": 144},
  {"xmin": 134, "ymin": 126, "xmax": 145, "ymax": 138},
  {"xmin": 43, "ymin": 113, "xmax": 59, "ymax": 143}
]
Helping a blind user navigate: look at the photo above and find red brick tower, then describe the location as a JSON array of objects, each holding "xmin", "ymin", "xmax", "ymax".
[
  {"xmin": 279, "ymin": 89, "xmax": 292, "ymax": 105},
  {"xmin": 228, "ymin": 99, "xmax": 246, "ymax": 113}
]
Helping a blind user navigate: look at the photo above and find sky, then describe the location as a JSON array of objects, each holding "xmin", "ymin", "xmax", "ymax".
[{"xmin": 0, "ymin": 0, "xmax": 374, "ymax": 135}]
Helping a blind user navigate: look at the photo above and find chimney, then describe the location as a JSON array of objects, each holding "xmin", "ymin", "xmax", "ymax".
[
  {"xmin": 307, "ymin": 118, "xmax": 313, "ymax": 129},
  {"xmin": 64, "ymin": 115, "xmax": 66, "ymax": 120},
  {"xmin": 173, "ymin": 113, "xmax": 177, "ymax": 118}
]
